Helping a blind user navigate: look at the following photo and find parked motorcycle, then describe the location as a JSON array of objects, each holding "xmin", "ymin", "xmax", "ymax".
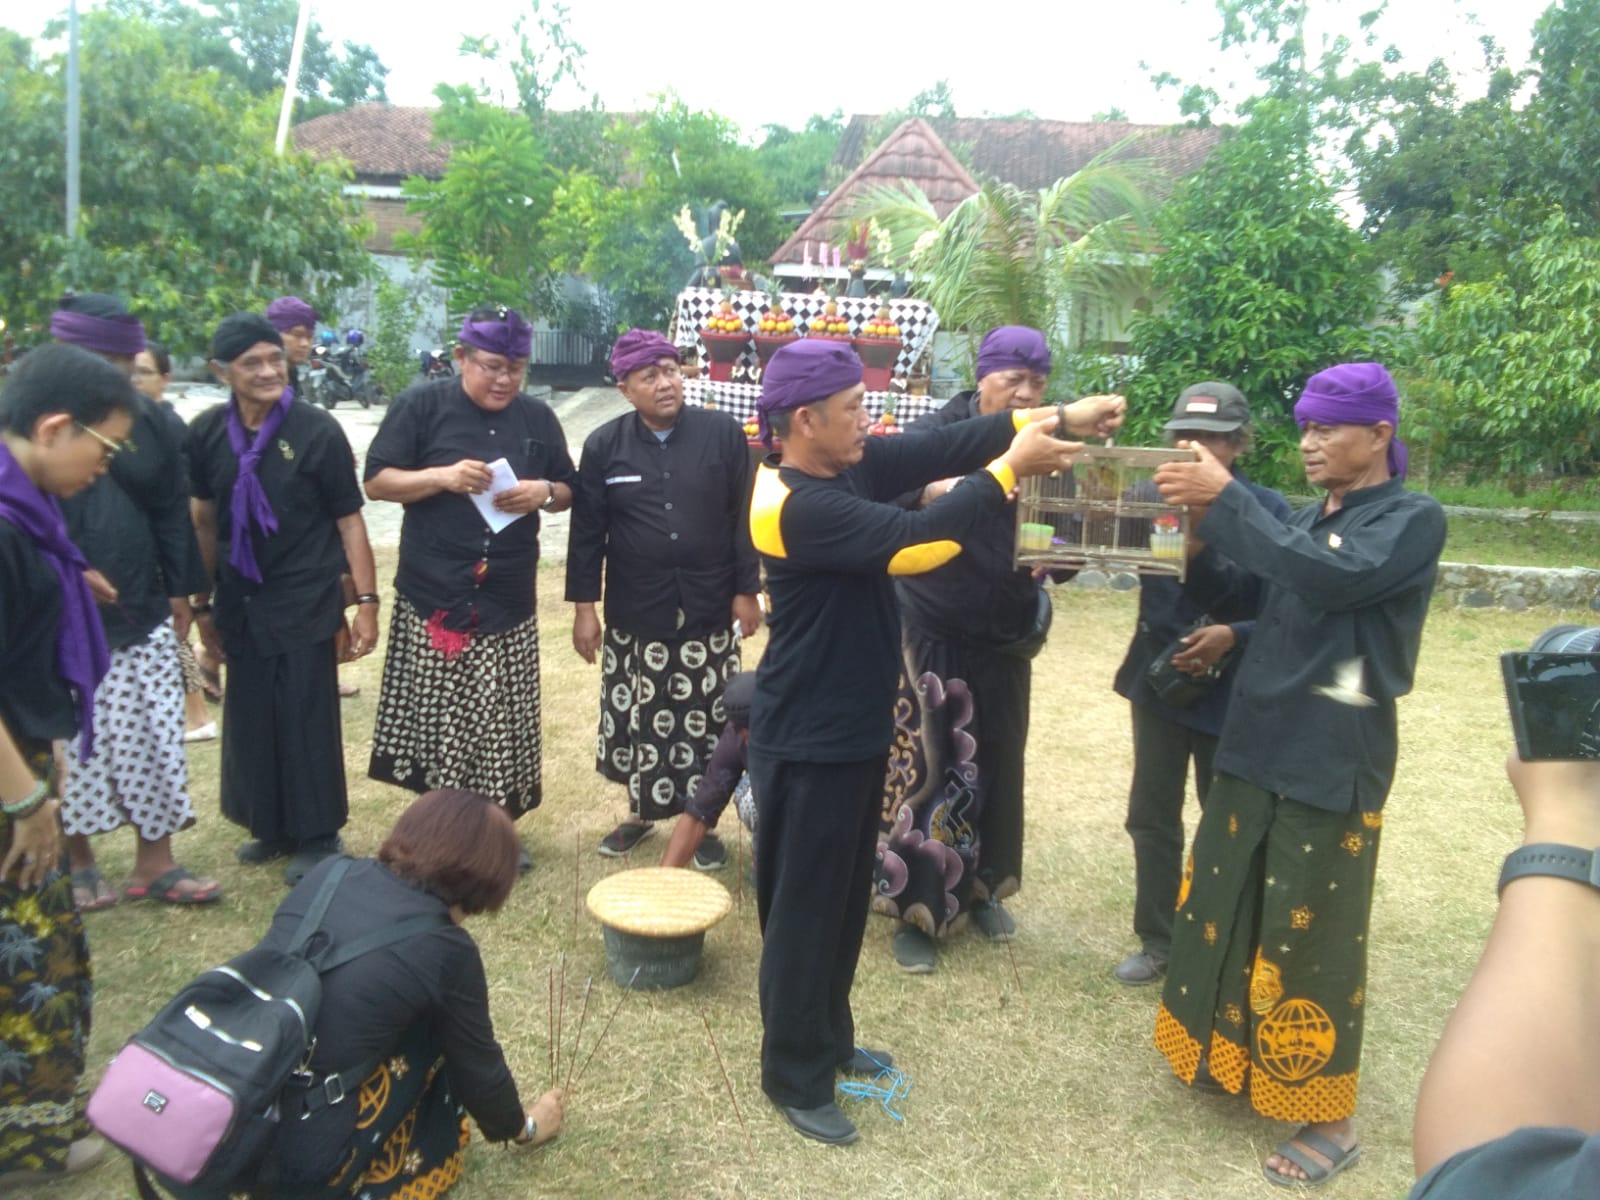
[
  {"xmin": 317, "ymin": 331, "xmax": 383, "ymax": 409},
  {"xmin": 419, "ymin": 347, "xmax": 454, "ymax": 381}
]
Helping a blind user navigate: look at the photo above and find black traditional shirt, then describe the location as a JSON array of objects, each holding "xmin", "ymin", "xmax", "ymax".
[
  {"xmin": 750, "ymin": 409, "xmax": 1030, "ymax": 763},
  {"xmin": 364, "ymin": 378, "xmax": 575, "ymax": 634},
  {"xmin": 1185, "ymin": 476, "xmax": 1446, "ymax": 812},
  {"xmin": 0, "ymin": 518, "xmax": 77, "ymax": 747},
  {"xmin": 1111, "ymin": 469, "xmax": 1290, "ymax": 737},
  {"xmin": 892, "ymin": 391, "xmax": 1069, "ymax": 646},
  {"xmin": 565, "ymin": 405, "xmax": 759, "ymax": 640},
  {"xmin": 61, "ymin": 393, "xmax": 206, "ymax": 649},
  {"xmin": 190, "ymin": 400, "xmax": 364, "ymax": 658},
  {"xmin": 267, "ymin": 857, "xmax": 523, "ymax": 1179}
]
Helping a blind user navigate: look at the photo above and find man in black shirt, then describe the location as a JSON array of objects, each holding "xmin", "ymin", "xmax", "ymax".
[
  {"xmin": 190, "ymin": 313, "xmax": 380, "ymax": 885},
  {"xmin": 566, "ymin": 329, "xmax": 760, "ymax": 863},
  {"xmin": 749, "ymin": 338, "xmax": 1123, "ymax": 1145},
  {"xmin": 1152, "ymin": 362, "xmax": 1446, "ymax": 1186}
]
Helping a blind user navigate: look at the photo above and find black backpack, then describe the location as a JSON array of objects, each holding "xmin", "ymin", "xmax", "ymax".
[{"xmin": 87, "ymin": 857, "xmax": 449, "ymax": 1199}]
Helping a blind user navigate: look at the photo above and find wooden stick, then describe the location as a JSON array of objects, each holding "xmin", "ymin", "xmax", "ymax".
[
  {"xmin": 571, "ymin": 966, "xmax": 641, "ymax": 1088},
  {"xmin": 555, "ymin": 953, "xmax": 567, "ymax": 1086},
  {"xmin": 1003, "ymin": 925, "xmax": 1023, "ymax": 995},
  {"xmin": 547, "ymin": 966, "xmax": 555, "ymax": 1087},
  {"xmin": 563, "ymin": 976, "xmax": 593, "ymax": 1092},
  {"xmin": 701, "ymin": 1009, "xmax": 754, "ymax": 1160}
]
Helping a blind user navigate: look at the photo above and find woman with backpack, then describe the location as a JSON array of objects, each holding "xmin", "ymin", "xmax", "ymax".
[
  {"xmin": 0, "ymin": 344, "xmax": 137, "ymax": 1188},
  {"xmin": 263, "ymin": 788, "xmax": 566, "ymax": 1196}
]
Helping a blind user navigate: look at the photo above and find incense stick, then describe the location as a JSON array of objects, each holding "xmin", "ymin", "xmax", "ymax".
[
  {"xmin": 563, "ymin": 976, "xmax": 593, "ymax": 1092},
  {"xmin": 701, "ymin": 1009, "xmax": 754, "ymax": 1160},
  {"xmin": 572, "ymin": 966, "xmax": 641, "ymax": 1088},
  {"xmin": 572, "ymin": 830, "xmax": 581, "ymax": 944},
  {"xmin": 547, "ymin": 966, "xmax": 556, "ymax": 1086},
  {"xmin": 555, "ymin": 953, "xmax": 567, "ymax": 1086},
  {"xmin": 1003, "ymin": 927, "xmax": 1023, "ymax": 995}
]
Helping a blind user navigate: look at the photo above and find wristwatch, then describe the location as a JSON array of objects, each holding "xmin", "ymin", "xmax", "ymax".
[
  {"xmin": 540, "ymin": 482, "xmax": 558, "ymax": 512},
  {"xmin": 1498, "ymin": 843, "xmax": 1600, "ymax": 895},
  {"xmin": 513, "ymin": 1113, "xmax": 538, "ymax": 1145}
]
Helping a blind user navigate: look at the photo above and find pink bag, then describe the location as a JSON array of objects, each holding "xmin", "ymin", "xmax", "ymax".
[{"xmin": 87, "ymin": 1042, "xmax": 238, "ymax": 1184}]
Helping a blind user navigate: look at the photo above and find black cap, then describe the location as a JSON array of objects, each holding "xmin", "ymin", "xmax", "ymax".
[{"xmin": 1163, "ymin": 382, "xmax": 1250, "ymax": 434}]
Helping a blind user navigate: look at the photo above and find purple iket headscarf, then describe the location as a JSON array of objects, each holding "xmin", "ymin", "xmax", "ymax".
[
  {"xmin": 0, "ymin": 441, "xmax": 111, "ymax": 759},
  {"xmin": 50, "ymin": 308, "xmax": 146, "ymax": 357},
  {"xmin": 611, "ymin": 329, "xmax": 680, "ymax": 380},
  {"xmin": 756, "ymin": 340, "xmax": 863, "ymax": 445},
  {"xmin": 1294, "ymin": 362, "xmax": 1408, "ymax": 481},
  {"xmin": 976, "ymin": 326, "xmax": 1051, "ymax": 381},
  {"xmin": 458, "ymin": 307, "xmax": 533, "ymax": 359},
  {"xmin": 266, "ymin": 296, "xmax": 319, "ymax": 333}
]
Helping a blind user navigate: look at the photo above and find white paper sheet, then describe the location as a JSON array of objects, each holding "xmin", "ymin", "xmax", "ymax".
[{"xmin": 470, "ymin": 458, "xmax": 526, "ymax": 534}]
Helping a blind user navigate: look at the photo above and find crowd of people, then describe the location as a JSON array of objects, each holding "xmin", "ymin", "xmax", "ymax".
[{"xmin": 0, "ymin": 293, "xmax": 1594, "ymax": 1198}]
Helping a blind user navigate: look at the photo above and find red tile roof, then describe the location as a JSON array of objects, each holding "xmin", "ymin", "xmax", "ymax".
[
  {"xmin": 771, "ymin": 118, "xmax": 979, "ymax": 265},
  {"xmin": 291, "ymin": 104, "xmax": 448, "ymax": 182},
  {"xmin": 833, "ymin": 115, "xmax": 1224, "ymax": 191}
]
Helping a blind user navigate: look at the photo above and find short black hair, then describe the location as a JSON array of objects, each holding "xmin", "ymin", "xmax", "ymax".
[
  {"xmin": 145, "ymin": 341, "xmax": 171, "ymax": 376},
  {"xmin": 0, "ymin": 343, "xmax": 136, "ymax": 436}
]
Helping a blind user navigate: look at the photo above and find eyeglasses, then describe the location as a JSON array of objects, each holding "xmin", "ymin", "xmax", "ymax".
[
  {"xmin": 468, "ymin": 354, "xmax": 528, "ymax": 383},
  {"xmin": 75, "ymin": 421, "xmax": 126, "ymax": 459}
]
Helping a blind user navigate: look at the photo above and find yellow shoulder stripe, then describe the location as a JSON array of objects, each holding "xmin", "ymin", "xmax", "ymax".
[
  {"xmin": 887, "ymin": 540, "xmax": 963, "ymax": 575},
  {"xmin": 750, "ymin": 463, "xmax": 789, "ymax": 559}
]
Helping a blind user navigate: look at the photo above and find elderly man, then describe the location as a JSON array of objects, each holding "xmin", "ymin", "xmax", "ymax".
[
  {"xmin": 1151, "ymin": 362, "xmax": 1446, "ymax": 1186},
  {"xmin": 749, "ymin": 338, "xmax": 1123, "ymax": 1144},
  {"xmin": 566, "ymin": 329, "xmax": 760, "ymax": 863},
  {"xmin": 365, "ymin": 307, "xmax": 573, "ymax": 854},
  {"xmin": 875, "ymin": 326, "xmax": 1072, "ymax": 973},
  {"xmin": 189, "ymin": 313, "xmax": 379, "ymax": 885},
  {"xmin": 266, "ymin": 296, "xmax": 318, "ymax": 398},
  {"xmin": 1111, "ymin": 383, "xmax": 1289, "ymax": 986}
]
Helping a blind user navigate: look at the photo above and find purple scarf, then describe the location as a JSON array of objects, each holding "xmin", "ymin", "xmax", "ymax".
[
  {"xmin": 226, "ymin": 388, "xmax": 294, "ymax": 583},
  {"xmin": 0, "ymin": 440, "xmax": 111, "ymax": 759}
]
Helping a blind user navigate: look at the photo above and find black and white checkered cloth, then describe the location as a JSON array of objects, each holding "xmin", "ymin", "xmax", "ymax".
[
  {"xmin": 683, "ymin": 379, "xmax": 943, "ymax": 425},
  {"xmin": 672, "ymin": 287, "xmax": 939, "ymax": 374}
]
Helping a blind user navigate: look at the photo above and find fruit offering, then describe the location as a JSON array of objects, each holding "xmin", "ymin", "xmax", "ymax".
[
  {"xmin": 809, "ymin": 297, "xmax": 850, "ymax": 336},
  {"xmin": 859, "ymin": 303, "xmax": 900, "ymax": 339},
  {"xmin": 758, "ymin": 298, "xmax": 796, "ymax": 334},
  {"xmin": 704, "ymin": 298, "xmax": 745, "ymax": 335}
]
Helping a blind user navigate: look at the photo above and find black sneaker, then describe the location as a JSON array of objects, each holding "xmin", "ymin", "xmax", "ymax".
[
  {"xmin": 283, "ymin": 835, "xmax": 344, "ymax": 885},
  {"xmin": 692, "ymin": 833, "xmax": 727, "ymax": 871},
  {"xmin": 971, "ymin": 897, "xmax": 1017, "ymax": 942},
  {"xmin": 597, "ymin": 821, "xmax": 655, "ymax": 858},
  {"xmin": 236, "ymin": 838, "xmax": 293, "ymax": 865},
  {"xmin": 893, "ymin": 926, "xmax": 937, "ymax": 974}
]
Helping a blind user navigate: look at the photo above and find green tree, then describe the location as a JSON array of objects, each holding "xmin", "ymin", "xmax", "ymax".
[
  {"xmin": 368, "ymin": 276, "xmax": 424, "ymax": 400},
  {"xmin": 756, "ymin": 111, "xmax": 845, "ymax": 210},
  {"xmin": 546, "ymin": 95, "xmax": 784, "ymax": 335},
  {"xmin": 1405, "ymin": 212, "xmax": 1600, "ymax": 479},
  {"xmin": 396, "ymin": 86, "xmax": 559, "ymax": 323},
  {"xmin": 0, "ymin": 10, "xmax": 372, "ymax": 354},
  {"xmin": 858, "ymin": 155, "xmax": 1157, "ymax": 390},
  {"xmin": 1123, "ymin": 100, "xmax": 1380, "ymax": 481}
]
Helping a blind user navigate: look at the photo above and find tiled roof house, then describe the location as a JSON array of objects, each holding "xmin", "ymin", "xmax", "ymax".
[{"xmin": 291, "ymin": 105, "xmax": 447, "ymax": 253}]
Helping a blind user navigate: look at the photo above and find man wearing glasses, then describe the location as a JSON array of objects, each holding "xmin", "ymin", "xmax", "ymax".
[
  {"xmin": 363, "ymin": 307, "xmax": 574, "ymax": 867},
  {"xmin": 566, "ymin": 329, "xmax": 761, "ymax": 865}
]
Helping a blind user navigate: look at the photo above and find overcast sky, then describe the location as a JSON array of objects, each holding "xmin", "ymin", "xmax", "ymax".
[{"xmin": 8, "ymin": 0, "xmax": 1554, "ymax": 135}]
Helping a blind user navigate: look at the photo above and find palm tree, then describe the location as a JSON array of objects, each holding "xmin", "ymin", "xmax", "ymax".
[{"xmin": 857, "ymin": 149, "xmax": 1159, "ymax": 386}]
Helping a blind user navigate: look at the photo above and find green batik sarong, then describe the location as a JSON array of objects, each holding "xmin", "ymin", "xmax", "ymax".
[{"xmin": 1154, "ymin": 772, "xmax": 1382, "ymax": 1124}]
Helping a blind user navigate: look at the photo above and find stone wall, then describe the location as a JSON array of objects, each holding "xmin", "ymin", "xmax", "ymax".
[{"xmin": 1060, "ymin": 563, "xmax": 1600, "ymax": 612}]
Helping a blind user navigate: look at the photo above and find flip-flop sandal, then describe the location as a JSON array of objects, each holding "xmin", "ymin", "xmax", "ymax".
[
  {"xmin": 1264, "ymin": 1129, "xmax": 1361, "ymax": 1187},
  {"xmin": 70, "ymin": 867, "xmax": 120, "ymax": 911},
  {"xmin": 123, "ymin": 866, "xmax": 223, "ymax": 906}
]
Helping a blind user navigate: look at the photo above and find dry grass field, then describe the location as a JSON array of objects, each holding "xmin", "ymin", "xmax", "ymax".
[{"xmin": 25, "ymin": 556, "xmax": 1582, "ymax": 1200}]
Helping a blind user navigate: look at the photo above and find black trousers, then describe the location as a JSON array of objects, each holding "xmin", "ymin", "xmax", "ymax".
[
  {"xmin": 221, "ymin": 637, "xmax": 347, "ymax": 845},
  {"xmin": 1124, "ymin": 702, "xmax": 1217, "ymax": 959},
  {"xmin": 750, "ymin": 750, "xmax": 884, "ymax": 1109}
]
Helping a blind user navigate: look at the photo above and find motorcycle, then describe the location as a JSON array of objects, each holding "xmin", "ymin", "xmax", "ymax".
[
  {"xmin": 317, "ymin": 331, "xmax": 383, "ymax": 409},
  {"xmin": 301, "ymin": 343, "xmax": 329, "ymax": 406},
  {"xmin": 419, "ymin": 348, "xmax": 454, "ymax": 381}
]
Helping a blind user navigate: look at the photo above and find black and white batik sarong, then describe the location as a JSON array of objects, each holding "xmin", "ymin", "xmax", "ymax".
[
  {"xmin": 369, "ymin": 602, "xmax": 545, "ymax": 817},
  {"xmin": 63, "ymin": 621, "xmax": 194, "ymax": 840},
  {"xmin": 596, "ymin": 626, "xmax": 740, "ymax": 819}
]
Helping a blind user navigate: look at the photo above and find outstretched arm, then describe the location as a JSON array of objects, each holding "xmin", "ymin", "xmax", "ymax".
[{"xmin": 1412, "ymin": 755, "xmax": 1600, "ymax": 1178}]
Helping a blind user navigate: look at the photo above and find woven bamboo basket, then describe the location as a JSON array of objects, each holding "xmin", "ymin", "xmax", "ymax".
[{"xmin": 586, "ymin": 867, "xmax": 732, "ymax": 989}]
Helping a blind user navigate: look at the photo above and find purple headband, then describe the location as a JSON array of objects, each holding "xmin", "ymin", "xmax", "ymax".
[
  {"xmin": 976, "ymin": 325, "xmax": 1050, "ymax": 381},
  {"xmin": 1294, "ymin": 362, "xmax": 1408, "ymax": 481},
  {"xmin": 611, "ymin": 328, "xmax": 680, "ymax": 380},
  {"xmin": 266, "ymin": 296, "xmax": 318, "ymax": 333},
  {"xmin": 458, "ymin": 307, "xmax": 533, "ymax": 359},
  {"xmin": 50, "ymin": 309, "xmax": 146, "ymax": 356},
  {"xmin": 756, "ymin": 340, "xmax": 863, "ymax": 444}
]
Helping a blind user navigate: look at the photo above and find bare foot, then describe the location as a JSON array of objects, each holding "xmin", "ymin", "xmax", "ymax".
[{"xmin": 1264, "ymin": 1119, "xmax": 1359, "ymax": 1184}]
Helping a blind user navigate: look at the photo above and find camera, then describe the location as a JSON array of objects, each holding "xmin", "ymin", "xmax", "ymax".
[{"xmin": 1502, "ymin": 625, "xmax": 1600, "ymax": 760}]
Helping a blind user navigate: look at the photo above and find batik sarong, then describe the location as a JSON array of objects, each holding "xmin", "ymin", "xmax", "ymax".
[
  {"xmin": 595, "ymin": 626, "xmax": 739, "ymax": 819},
  {"xmin": 1154, "ymin": 772, "xmax": 1382, "ymax": 1123},
  {"xmin": 370, "ymin": 602, "xmax": 544, "ymax": 817}
]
